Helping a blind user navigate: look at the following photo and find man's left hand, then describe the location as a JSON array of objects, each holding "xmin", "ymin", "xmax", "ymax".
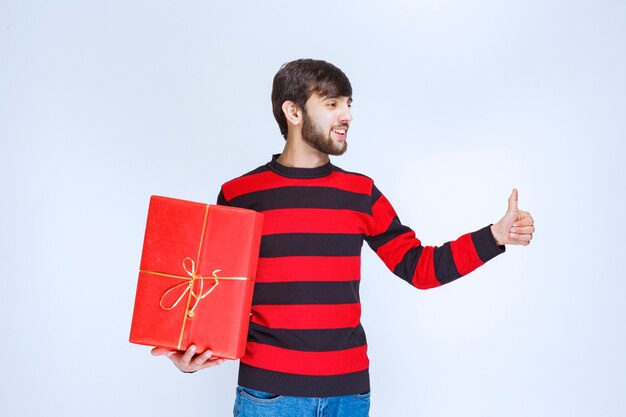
[{"xmin": 490, "ymin": 188, "xmax": 535, "ymax": 246}]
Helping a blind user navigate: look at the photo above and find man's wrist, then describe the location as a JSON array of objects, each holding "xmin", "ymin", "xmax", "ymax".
[{"xmin": 490, "ymin": 224, "xmax": 505, "ymax": 246}]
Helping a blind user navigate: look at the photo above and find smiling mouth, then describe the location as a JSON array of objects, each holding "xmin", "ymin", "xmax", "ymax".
[{"xmin": 332, "ymin": 128, "xmax": 348, "ymax": 139}]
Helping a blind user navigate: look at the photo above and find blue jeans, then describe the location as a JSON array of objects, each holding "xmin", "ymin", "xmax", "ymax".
[{"xmin": 233, "ymin": 386, "xmax": 370, "ymax": 417}]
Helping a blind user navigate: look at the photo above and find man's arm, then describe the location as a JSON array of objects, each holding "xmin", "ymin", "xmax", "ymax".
[{"xmin": 365, "ymin": 186, "xmax": 533, "ymax": 289}]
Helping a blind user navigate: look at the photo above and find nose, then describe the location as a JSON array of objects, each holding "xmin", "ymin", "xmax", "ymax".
[{"xmin": 340, "ymin": 103, "xmax": 353, "ymax": 125}]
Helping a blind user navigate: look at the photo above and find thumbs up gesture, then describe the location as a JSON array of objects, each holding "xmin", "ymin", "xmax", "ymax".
[{"xmin": 490, "ymin": 188, "xmax": 535, "ymax": 246}]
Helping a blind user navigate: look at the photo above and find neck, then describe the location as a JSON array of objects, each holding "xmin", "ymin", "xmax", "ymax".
[{"xmin": 277, "ymin": 133, "xmax": 330, "ymax": 168}]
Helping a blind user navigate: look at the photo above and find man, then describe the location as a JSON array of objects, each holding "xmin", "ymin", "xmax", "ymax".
[{"xmin": 152, "ymin": 59, "xmax": 535, "ymax": 416}]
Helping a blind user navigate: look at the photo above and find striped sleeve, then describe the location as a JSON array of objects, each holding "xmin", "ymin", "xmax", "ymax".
[
  {"xmin": 216, "ymin": 188, "xmax": 229, "ymax": 206},
  {"xmin": 364, "ymin": 184, "xmax": 505, "ymax": 289}
]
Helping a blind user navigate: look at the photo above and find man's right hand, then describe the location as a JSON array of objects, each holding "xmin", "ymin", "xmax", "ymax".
[{"xmin": 151, "ymin": 344, "xmax": 225, "ymax": 373}]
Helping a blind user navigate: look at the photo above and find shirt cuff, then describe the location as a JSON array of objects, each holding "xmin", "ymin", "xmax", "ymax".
[{"xmin": 471, "ymin": 224, "xmax": 506, "ymax": 262}]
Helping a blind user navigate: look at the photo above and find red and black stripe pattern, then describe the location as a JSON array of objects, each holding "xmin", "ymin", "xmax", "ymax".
[{"xmin": 217, "ymin": 155, "xmax": 504, "ymax": 397}]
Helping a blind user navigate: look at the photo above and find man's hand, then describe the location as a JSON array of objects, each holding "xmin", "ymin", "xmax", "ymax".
[
  {"xmin": 490, "ymin": 188, "xmax": 535, "ymax": 246},
  {"xmin": 151, "ymin": 344, "xmax": 225, "ymax": 373}
]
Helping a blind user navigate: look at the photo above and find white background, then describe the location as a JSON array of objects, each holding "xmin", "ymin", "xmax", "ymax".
[{"xmin": 1, "ymin": 1, "xmax": 625, "ymax": 416}]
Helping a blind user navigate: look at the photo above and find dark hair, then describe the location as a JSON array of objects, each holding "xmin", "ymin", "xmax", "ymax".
[{"xmin": 271, "ymin": 59, "xmax": 352, "ymax": 139}]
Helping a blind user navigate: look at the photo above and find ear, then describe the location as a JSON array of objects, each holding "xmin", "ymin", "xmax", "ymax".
[{"xmin": 281, "ymin": 100, "xmax": 302, "ymax": 126}]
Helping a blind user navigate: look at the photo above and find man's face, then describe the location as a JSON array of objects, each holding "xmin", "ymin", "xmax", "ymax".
[{"xmin": 301, "ymin": 93, "xmax": 353, "ymax": 156}]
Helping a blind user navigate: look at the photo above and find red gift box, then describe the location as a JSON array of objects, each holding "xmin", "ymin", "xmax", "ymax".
[{"xmin": 129, "ymin": 196, "xmax": 263, "ymax": 359}]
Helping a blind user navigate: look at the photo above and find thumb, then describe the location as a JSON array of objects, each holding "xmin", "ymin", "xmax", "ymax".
[{"xmin": 507, "ymin": 188, "xmax": 519, "ymax": 212}]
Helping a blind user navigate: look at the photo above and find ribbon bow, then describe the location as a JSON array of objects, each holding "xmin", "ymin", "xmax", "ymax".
[{"xmin": 159, "ymin": 257, "xmax": 221, "ymax": 318}]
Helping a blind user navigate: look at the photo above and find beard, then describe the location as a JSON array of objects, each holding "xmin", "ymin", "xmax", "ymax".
[{"xmin": 301, "ymin": 110, "xmax": 348, "ymax": 156}]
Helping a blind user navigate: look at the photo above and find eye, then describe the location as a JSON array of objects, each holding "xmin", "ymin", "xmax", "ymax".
[{"xmin": 327, "ymin": 102, "xmax": 336, "ymax": 108}]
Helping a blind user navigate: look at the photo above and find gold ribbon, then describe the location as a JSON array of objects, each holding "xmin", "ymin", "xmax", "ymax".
[
  {"xmin": 138, "ymin": 203, "xmax": 252, "ymax": 349},
  {"xmin": 158, "ymin": 257, "xmax": 220, "ymax": 318}
]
